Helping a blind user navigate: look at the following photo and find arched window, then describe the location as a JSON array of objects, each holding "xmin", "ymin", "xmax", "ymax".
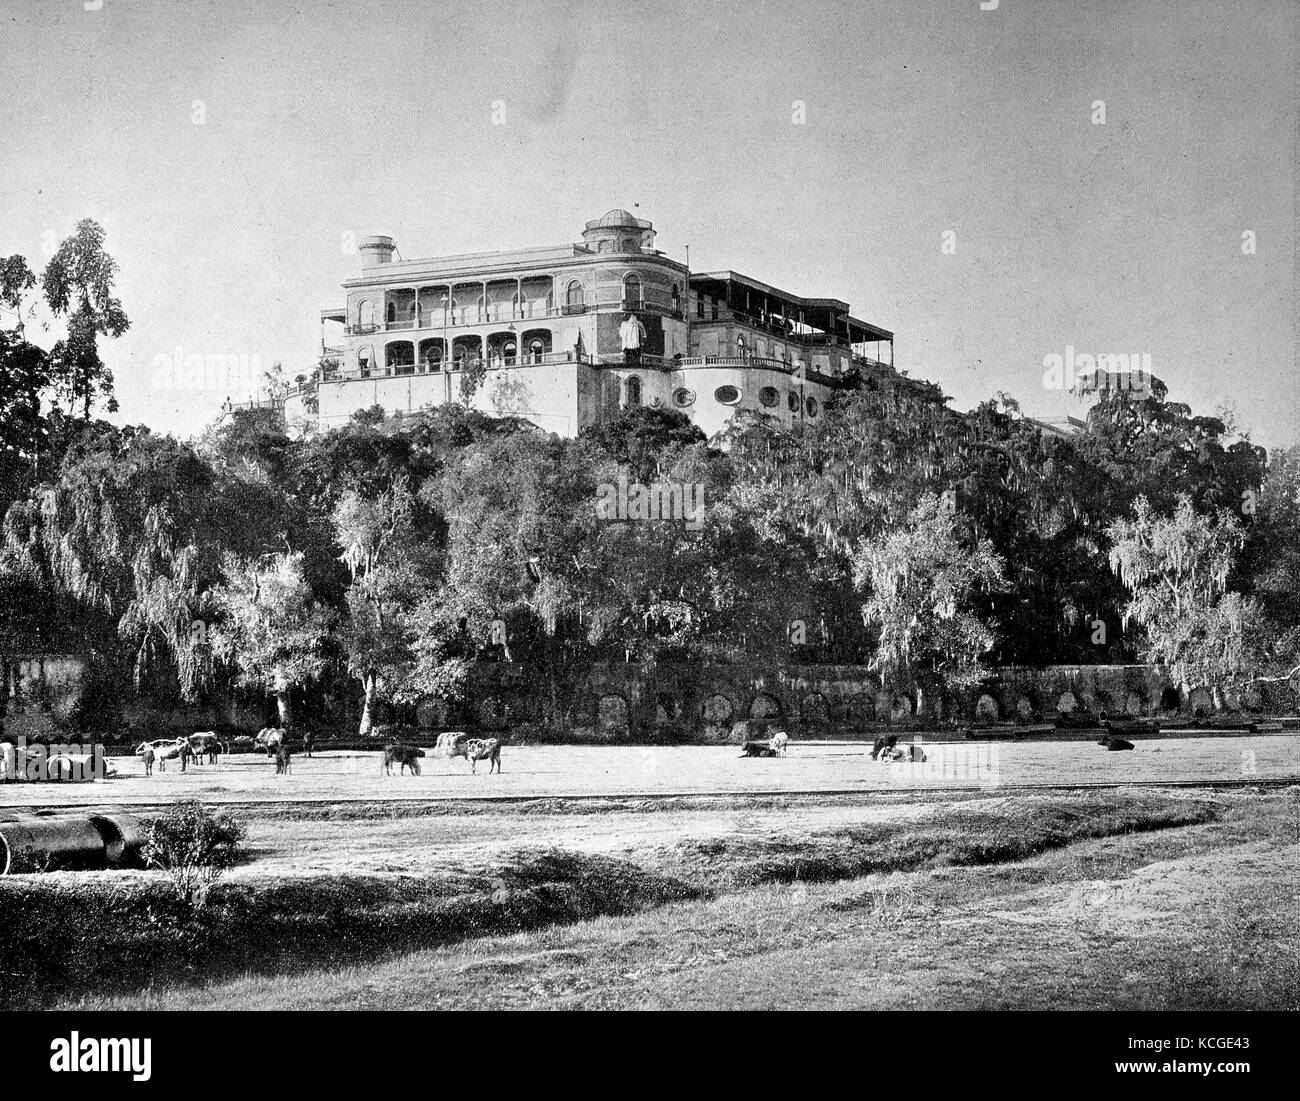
[
  {"xmin": 566, "ymin": 280, "xmax": 585, "ymax": 309},
  {"xmin": 418, "ymin": 338, "xmax": 444, "ymax": 371},
  {"xmin": 385, "ymin": 341, "xmax": 415, "ymax": 373},
  {"xmin": 357, "ymin": 299, "xmax": 375, "ymax": 332},
  {"xmin": 623, "ymin": 275, "xmax": 642, "ymax": 310},
  {"xmin": 671, "ymin": 284, "xmax": 681, "ymax": 313},
  {"xmin": 521, "ymin": 329, "xmax": 552, "ymax": 364},
  {"xmin": 625, "ymin": 375, "xmax": 642, "ymax": 407},
  {"xmin": 385, "ymin": 301, "xmax": 396, "ymax": 324}
]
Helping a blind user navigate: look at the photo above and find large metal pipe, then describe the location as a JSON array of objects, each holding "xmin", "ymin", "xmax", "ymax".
[{"xmin": 0, "ymin": 814, "xmax": 108, "ymax": 874}]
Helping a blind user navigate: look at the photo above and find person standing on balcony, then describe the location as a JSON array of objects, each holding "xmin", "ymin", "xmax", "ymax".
[{"xmin": 619, "ymin": 312, "xmax": 646, "ymax": 366}]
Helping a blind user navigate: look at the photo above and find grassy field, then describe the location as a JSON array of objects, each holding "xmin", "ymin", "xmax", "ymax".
[
  {"xmin": 47, "ymin": 788, "xmax": 1298, "ymax": 1011},
  {"xmin": 6, "ymin": 782, "xmax": 1298, "ymax": 1010},
  {"xmin": 3, "ymin": 736, "xmax": 1299, "ymax": 808}
]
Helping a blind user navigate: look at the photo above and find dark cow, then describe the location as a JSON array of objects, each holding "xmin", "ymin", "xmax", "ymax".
[
  {"xmin": 381, "ymin": 744, "xmax": 425, "ymax": 776},
  {"xmin": 187, "ymin": 732, "xmax": 224, "ymax": 764},
  {"xmin": 274, "ymin": 745, "xmax": 292, "ymax": 774},
  {"xmin": 1099, "ymin": 735, "xmax": 1135, "ymax": 752},
  {"xmin": 739, "ymin": 740, "xmax": 778, "ymax": 758},
  {"xmin": 871, "ymin": 734, "xmax": 900, "ymax": 760}
]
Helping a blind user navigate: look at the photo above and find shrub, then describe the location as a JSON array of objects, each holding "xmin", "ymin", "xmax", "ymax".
[{"xmin": 143, "ymin": 801, "xmax": 246, "ymax": 909}]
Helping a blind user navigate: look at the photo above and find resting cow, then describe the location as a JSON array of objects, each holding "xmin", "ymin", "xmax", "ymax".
[
  {"xmin": 740, "ymin": 740, "xmax": 778, "ymax": 758},
  {"xmin": 1099, "ymin": 735, "xmax": 1135, "ymax": 752},
  {"xmin": 381, "ymin": 744, "xmax": 425, "ymax": 776},
  {"xmin": 879, "ymin": 743, "xmax": 927, "ymax": 763},
  {"xmin": 871, "ymin": 734, "xmax": 900, "ymax": 760}
]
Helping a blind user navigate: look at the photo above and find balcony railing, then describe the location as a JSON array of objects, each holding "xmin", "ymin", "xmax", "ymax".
[{"xmin": 342, "ymin": 298, "xmax": 685, "ymax": 336}]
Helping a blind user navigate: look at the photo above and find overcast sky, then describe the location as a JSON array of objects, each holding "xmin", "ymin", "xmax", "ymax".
[{"xmin": 1, "ymin": 0, "xmax": 1294, "ymax": 448}]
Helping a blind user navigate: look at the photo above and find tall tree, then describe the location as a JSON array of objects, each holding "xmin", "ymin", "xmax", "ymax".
[
  {"xmin": 1107, "ymin": 494, "xmax": 1268, "ymax": 693},
  {"xmin": 211, "ymin": 551, "xmax": 335, "ymax": 728},
  {"xmin": 41, "ymin": 219, "xmax": 129, "ymax": 417},
  {"xmin": 853, "ymin": 493, "xmax": 1005, "ymax": 703}
]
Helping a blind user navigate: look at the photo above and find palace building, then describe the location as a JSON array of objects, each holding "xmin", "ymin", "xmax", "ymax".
[{"xmin": 283, "ymin": 210, "xmax": 897, "ymax": 438}]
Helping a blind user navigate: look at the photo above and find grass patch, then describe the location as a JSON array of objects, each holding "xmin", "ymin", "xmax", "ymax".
[
  {"xmin": 0, "ymin": 790, "xmax": 1222, "ymax": 1008},
  {"xmin": 654, "ymin": 792, "xmax": 1221, "ymax": 889}
]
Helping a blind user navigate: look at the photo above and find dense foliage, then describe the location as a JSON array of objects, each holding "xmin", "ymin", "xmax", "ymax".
[{"xmin": 0, "ymin": 228, "xmax": 1293, "ymax": 733}]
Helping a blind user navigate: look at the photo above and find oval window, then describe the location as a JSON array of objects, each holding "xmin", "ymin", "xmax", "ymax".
[
  {"xmin": 714, "ymin": 385, "xmax": 741, "ymax": 405},
  {"xmin": 758, "ymin": 386, "xmax": 779, "ymax": 408},
  {"xmin": 673, "ymin": 387, "xmax": 696, "ymax": 407},
  {"xmin": 805, "ymin": 396, "xmax": 818, "ymax": 417},
  {"xmin": 787, "ymin": 391, "xmax": 799, "ymax": 412}
]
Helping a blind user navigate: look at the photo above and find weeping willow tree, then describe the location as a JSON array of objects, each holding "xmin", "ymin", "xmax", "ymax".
[
  {"xmin": 210, "ymin": 551, "xmax": 335, "ymax": 728},
  {"xmin": 853, "ymin": 493, "xmax": 1005, "ymax": 703},
  {"xmin": 1107, "ymin": 494, "xmax": 1268, "ymax": 692},
  {"xmin": 1, "ymin": 432, "xmax": 220, "ymax": 701},
  {"xmin": 334, "ymin": 475, "xmax": 438, "ymax": 734}
]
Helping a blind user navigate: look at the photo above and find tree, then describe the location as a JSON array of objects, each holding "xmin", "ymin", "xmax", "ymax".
[
  {"xmin": 211, "ymin": 551, "xmax": 335, "ymax": 728},
  {"xmin": 1107, "ymin": 494, "xmax": 1268, "ymax": 693},
  {"xmin": 334, "ymin": 476, "xmax": 439, "ymax": 734},
  {"xmin": 853, "ymin": 494, "xmax": 1005, "ymax": 701},
  {"xmin": 41, "ymin": 219, "xmax": 129, "ymax": 417}
]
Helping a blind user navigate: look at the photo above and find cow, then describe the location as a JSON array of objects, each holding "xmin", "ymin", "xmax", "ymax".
[
  {"xmin": 139, "ymin": 744, "xmax": 155, "ymax": 776},
  {"xmin": 449, "ymin": 737, "xmax": 501, "ymax": 774},
  {"xmin": 274, "ymin": 745, "xmax": 292, "ymax": 774},
  {"xmin": 255, "ymin": 727, "xmax": 286, "ymax": 756},
  {"xmin": 1099, "ymin": 735, "xmax": 1135, "ymax": 752},
  {"xmin": 871, "ymin": 734, "xmax": 900, "ymax": 760},
  {"xmin": 302, "ymin": 730, "xmax": 315, "ymax": 758},
  {"xmin": 137, "ymin": 739, "xmax": 184, "ymax": 773},
  {"xmin": 769, "ymin": 731, "xmax": 789, "ymax": 756},
  {"xmin": 187, "ymin": 732, "xmax": 224, "ymax": 764},
  {"xmin": 879, "ymin": 743, "xmax": 927, "ymax": 763},
  {"xmin": 381, "ymin": 744, "xmax": 425, "ymax": 776},
  {"xmin": 740, "ymin": 740, "xmax": 778, "ymax": 758}
]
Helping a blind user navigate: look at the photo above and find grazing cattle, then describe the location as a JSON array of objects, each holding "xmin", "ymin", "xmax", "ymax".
[
  {"xmin": 255, "ymin": 727, "xmax": 286, "ymax": 756},
  {"xmin": 187, "ymin": 732, "xmax": 224, "ymax": 764},
  {"xmin": 274, "ymin": 745, "xmax": 292, "ymax": 774},
  {"xmin": 450, "ymin": 737, "xmax": 501, "ymax": 774},
  {"xmin": 769, "ymin": 731, "xmax": 789, "ymax": 756},
  {"xmin": 740, "ymin": 740, "xmax": 778, "ymax": 758},
  {"xmin": 871, "ymin": 734, "xmax": 900, "ymax": 760},
  {"xmin": 381, "ymin": 744, "xmax": 425, "ymax": 776},
  {"xmin": 1099, "ymin": 735, "xmax": 1135, "ymax": 752},
  {"xmin": 139, "ymin": 744, "xmax": 155, "ymax": 776},
  {"xmin": 138, "ymin": 739, "xmax": 184, "ymax": 772}
]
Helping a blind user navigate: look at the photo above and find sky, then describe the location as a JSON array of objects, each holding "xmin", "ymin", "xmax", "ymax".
[{"xmin": 0, "ymin": 0, "xmax": 1295, "ymax": 448}]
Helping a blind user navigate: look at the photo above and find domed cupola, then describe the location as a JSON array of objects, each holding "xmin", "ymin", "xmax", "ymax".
[{"xmin": 582, "ymin": 209, "xmax": 655, "ymax": 254}]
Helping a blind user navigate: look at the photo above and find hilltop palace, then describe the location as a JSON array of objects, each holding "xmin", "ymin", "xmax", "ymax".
[{"xmin": 276, "ymin": 210, "xmax": 897, "ymax": 438}]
